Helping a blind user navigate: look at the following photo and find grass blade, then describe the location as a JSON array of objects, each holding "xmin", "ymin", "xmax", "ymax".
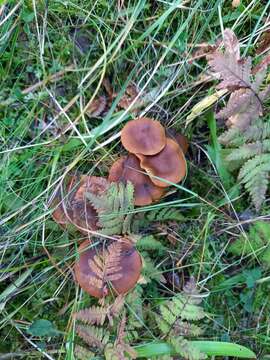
[{"xmin": 134, "ymin": 341, "xmax": 256, "ymax": 358}]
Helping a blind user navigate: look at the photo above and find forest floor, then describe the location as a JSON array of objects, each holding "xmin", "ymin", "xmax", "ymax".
[{"xmin": 1, "ymin": 1, "xmax": 270, "ymax": 359}]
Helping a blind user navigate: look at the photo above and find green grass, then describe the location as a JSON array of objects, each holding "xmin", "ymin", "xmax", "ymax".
[{"xmin": 1, "ymin": 0, "xmax": 270, "ymax": 359}]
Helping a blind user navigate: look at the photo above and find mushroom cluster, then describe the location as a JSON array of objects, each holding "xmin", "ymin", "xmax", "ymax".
[
  {"xmin": 51, "ymin": 117, "xmax": 188, "ymax": 299},
  {"xmin": 51, "ymin": 175, "xmax": 142, "ymax": 298},
  {"xmin": 109, "ymin": 117, "xmax": 187, "ymax": 205}
]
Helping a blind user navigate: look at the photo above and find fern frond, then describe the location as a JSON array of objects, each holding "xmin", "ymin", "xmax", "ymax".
[
  {"xmin": 226, "ymin": 140, "xmax": 270, "ymax": 161},
  {"xmin": 219, "ymin": 127, "xmax": 243, "ymax": 146},
  {"xmin": 208, "ymin": 29, "xmax": 252, "ymax": 90},
  {"xmin": 136, "ymin": 235, "xmax": 165, "ymax": 251},
  {"xmin": 86, "ymin": 182, "xmax": 134, "ymax": 235},
  {"xmin": 244, "ymin": 172, "xmax": 269, "ymax": 211},
  {"xmin": 104, "ymin": 314, "xmax": 137, "ymax": 360},
  {"xmin": 238, "ymin": 154, "xmax": 270, "ymax": 183},
  {"xmin": 217, "ymin": 89, "xmax": 262, "ymax": 130},
  {"xmin": 146, "ymin": 207, "xmax": 184, "ymax": 222},
  {"xmin": 73, "ymin": 305, "xmax": 108, "ymax": 325},
  {"xmin": 125, "ymin": 286, "xmax": 144, "ymax": 334},
  {"xmin": 74, "ymin": 345, "xmax": 95, "ymax": 359},
  {"xmin": 212, "ymin": 28, "xmax": 270, "ymax": 210},
  {"xmin": 104, "ymin": 343, "xmax": 137, "ymax": 360},
  {"xmin": 156, "ymin": 279, "xmax": 206, "ymax": 360},
  {"xmin": 228, "ymin": 221, "xmax": 270, "ymax": 267},
  {"xmin": 173, "ymin": 321, "xmax": 203, "ymax": 337},
  {"xmin": 75, "ymin": 325, "xmax": 109, "ymax": 349},
  {"xmin": 107, "ymin": 295, "xmax": 125, "ymax": 325},
  {"xmin": 88, "ymin": 242, "xmax": 123, "ymax": 292},
  {"xmin": 141, "ymin": 255, "xmax": 161, "ymax": 282},
  {"xmin": 160, "ymin": 294, "xmax": 205, "ymax": 323},
  {"xmin": 243, "ymin": 121, "xmax": 270, "ymax": 142},
  {"xmin": 116, "ymin": 314, "xmax": 127, "ymax": 343},
  {"xmin": 170, "ymin": 338, "xmax": 206, "ymax": 360}
]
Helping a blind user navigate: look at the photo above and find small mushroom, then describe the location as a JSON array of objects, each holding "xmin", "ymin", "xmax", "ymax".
[
  {"xmin": 71, "ymin": 176, "xmax": 109, "ymax": 233},
  {"xmin": 166, "ymin": 129, "xmax": 189, "ymax": 155},
  {"xmin": 137, "ymin": 138, "xmax": 186, "ymax": 188},
  {"xmin": 171, "ymin": 134, "xmax": 189, "ymax": 155},
  {"xmin": 74, "ymin": 239, "xmax": 142, "ymax": 298},
  {"xmin": 108, "ymin": 154, "xmax": 164, "ymax": 206},
  {"xmin": 51, "ymin": 175, "xmax": 109, "ymax": 234},
  {"xmin": 121, "ymin": 117, "xmax": 166, "ymax": 155}
]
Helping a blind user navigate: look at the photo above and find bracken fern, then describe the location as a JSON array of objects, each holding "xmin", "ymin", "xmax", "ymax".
[
  {"xmin": 86, "ymin": 181, "xmax": 135, "ymax": 235},
  {"xmin": 155, "ymin": 278, "xmax": 207, "ymax": 360},
  {"xmin": 207, "ymin": 28, "xmax": 270, "ymax": 211}
]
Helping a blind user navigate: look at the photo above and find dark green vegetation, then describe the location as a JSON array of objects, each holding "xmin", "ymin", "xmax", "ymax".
[{"xmin": 1, "ymin": 0, "xmax": 270, "ymax": 359}]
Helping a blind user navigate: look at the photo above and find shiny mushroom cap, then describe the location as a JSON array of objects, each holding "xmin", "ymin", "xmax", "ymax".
[
  {"xmin": 108, "ymin": 154, "xmax": 164, "ymax": 206},
  {"xmin": 74, "ymin": 239, "xmax": 142, "ymax": 298},
  {"xmin": 121, "ymin": 117, "xmax": 166, "ymax": 155},
  {"xmin": 137, "ymin": 138, "xmax": 186, "ymax": 188}
]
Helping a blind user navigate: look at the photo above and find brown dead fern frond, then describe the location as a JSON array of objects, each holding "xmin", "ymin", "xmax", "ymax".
[
  {"xmin": 88, "ymin": 242, "xmax": 123, "ymax": 292},
  {"xmin": 75, "ymin": 325, "xmax": 109, "ymax": 349},
  {"xmin": 73, "ymin": 305, "xmax": 108, "ymax": 326},
  {"xmin": 207, "ymin": 29, "xmax": 270, "ymax": 131}
]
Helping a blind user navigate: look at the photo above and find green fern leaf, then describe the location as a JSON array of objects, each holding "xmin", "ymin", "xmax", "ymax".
[
  {"xmin": 141, "ymin": 254, "xmax": 161, "ymax": 282},
  {"xmin": 238, "ymin": 153, "xmax": 270, "ymax": 183},
  {"xmin": 146, "ymin": 207, "xmax": 184, "ymax": 222},
  {"xmin": 158, "ymin": 289, "xmax": 205, "ymax": 335},
  {"xmin": 86, "ymin": 181, "xmax": 135, "ymax": 235},
  {"xmin": 244, "ymin": 172, "xmax": 269, "ymax": 211},
  {"xmin": 243, "ymin": 120, "xmax": 270, "ymax": 142},
  {"xmin": 171, "ymin": 295, "xmax": 205, "ymax": 321},
  {"xmin": 228, "ymin": 221, "xmax": 270, "ymax": 267},
  {"xmin": 170, "ymin": 338, "xmax": 206, "ymax": 360},
  {"xmin": 136, "ymin": 235, "xmax": 165, "ymax": 251},
  {"xmin": 156, "ymin": 281, "xmax": 206, "ymax": 359},
  {"xmin": 173, "ymin": 321, "xmax": 203, "ymax": 337},
  {"xmin": 160, "ymin": 303, "xmax": 177, "ymax": 325},
  {"xmin": 157, "ymin": 316, "xmax": 171, "ymax": 333},
  {"xmin": 219, "ymin": 127, "xmax": 243, "ymax": 146},
  {"xmin": 227, "ymin": 140, "xmax": 270, "ymax": 161}
]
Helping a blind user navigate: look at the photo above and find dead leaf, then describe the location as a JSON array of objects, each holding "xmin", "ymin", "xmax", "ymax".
[
  {"xmin": 186, "ymin": 89, "xmax": 227, "ymax": 125},
  {"xmin": 256, "ymin": 29, "xmax": 270, "ymax": 55},
  {"xmin": 86, "ymin": 96, "xmax": 107, "ymax": 117},
  {"xmin": 207, "ymin": 28, "xmax": 270, "ymax": 130}
]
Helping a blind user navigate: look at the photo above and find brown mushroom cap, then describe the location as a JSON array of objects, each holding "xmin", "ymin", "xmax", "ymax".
[
  {"xmin": 121, "ymin": 117, "xmax": 166, "ymax": 155},
  {"xmin": 108, "ymin": 154, "xmax": 165, "ymax": 206},
  {"xmin": 71, "ymin": 176, "xmax": 109, "ymax": 233},
  {"xmin": 137, "ymin": 138, "xmax": 186, "ymax": 188},
  {"xmin": 51, "ymin": 176, "xmax": 109, "ymax": 234},
  {"xmin": 166, "ymin": 129, "xmax": 189, "ymax": 155},
  {"xmin": 172, "ymin": 134, "xmax": 189, "ymax": 155},
  {"xmin": 74, "ymin": 239, "xmax": 142, "ymax": 298}
]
